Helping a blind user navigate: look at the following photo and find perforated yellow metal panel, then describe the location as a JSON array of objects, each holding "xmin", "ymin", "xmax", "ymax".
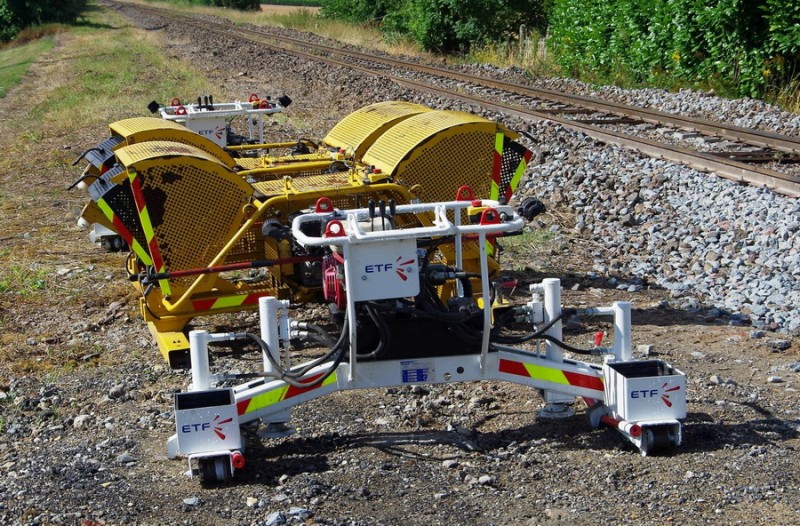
[
  {"xmin": 322, "ymin": 101, "xmax": 431, "ymax": 160},
  {"xmin": 252, "ymin": 172, "xmax": 355, "ymax": 196},
  {"xmin": 109, "ymin": 117, "xmax": 236, "ymax": 169},
  {"xmin": 361, "ymin": 111, "xmax": 503, "ymax": 202},
  {"xmin": 235, "ymin": 153, "xmax": 335, "ymax": 171},
  {"xmin": 119, "ymin": 142, "xmax": 254, "ymax": 297}
]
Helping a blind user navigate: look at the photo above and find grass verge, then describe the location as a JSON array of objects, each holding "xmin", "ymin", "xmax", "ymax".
[
  {"xmin": 0, "ymin": 2, "xmax": 222, "ymax": 376},
  {"xmin": 24, "ymin": 10, "xmax": 216, "ymax": 137},
  {"xmin": 0, "ymin": 37, "xmax": 54, "ymax": 98}
]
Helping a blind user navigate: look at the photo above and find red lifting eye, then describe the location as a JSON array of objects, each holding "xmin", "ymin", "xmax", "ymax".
[
  {"xmin": 315, "ymin": 197, "xmax": 333, "ymax": 213},
  {"xmin": 479, "ymin": 208, "xmax": 500, "ymax": 225},
  {"xmin": 456, "ymin": 185, "xmax": 475, "ymax": 201},
  {"xmin": 324, "ymin": 220, "xmax": 346, "ymax": 238}
]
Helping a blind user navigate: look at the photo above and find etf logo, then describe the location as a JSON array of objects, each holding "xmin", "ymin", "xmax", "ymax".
[
  {"xmin": 181, "ymin": 413, "xmax": 234, "ymax": 440},
  {"xmin": 364, "ymin": 256, "xmax": 415, "ymax": 281},
  {"xmin": 630, "ymin": 382, "xmax": 681, "ymax": 408},
  {"xmin": 198, "ymin": 126, "xmax": 226, "ymax": 140}
]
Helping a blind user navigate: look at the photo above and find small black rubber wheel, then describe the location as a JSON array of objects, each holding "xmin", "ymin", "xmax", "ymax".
[
  {"xmin": 641, "ymin": 427, "xmax": 675, "ymax": 456},
  {"xmin": 198, "ymin": 456, "xmax": 231, "ymax": 484}
]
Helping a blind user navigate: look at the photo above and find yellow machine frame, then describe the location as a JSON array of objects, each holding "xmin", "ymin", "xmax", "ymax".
[{"xmin": 76, "ymin": 102, "xmax": 532, "ymax": 366}]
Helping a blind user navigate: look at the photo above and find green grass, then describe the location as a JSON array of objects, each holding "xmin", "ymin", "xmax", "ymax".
[
  {"xmin": 464, "ymin": 35, "xmax": 560, "ymax": 79},
  {"xmin": 0, "ymin": 264, "xmax": 48, "ymax": 296},
  {"xmin": 15, "ymin": 4, "xmax": 217, "ymax": 139},
  {"xmin": 265, "ymin": 7, "xmax": 321, "ymax": 29},
  {"xmin": 0, "ymin": 37, "xmax": 54, "ymax": 98},
  {"xmin": 500, "ymin": 229, "xmax": 555, "ymax": 257}
]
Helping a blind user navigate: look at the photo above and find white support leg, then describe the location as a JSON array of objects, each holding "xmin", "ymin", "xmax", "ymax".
[
  {"xmin": 258, "ymin": 297, "xmax": 292, "ymax": 434},
  {"xmin": 612, "ymin": 301, "xmax": 632, "ymax": 362},
  {"xmin": 479, "ymin": 232, "xmax": 491, "ymax": 370},
  {"xmin": 537, "ymin": 278, "xmax": 575, "ymax": 418},
  {"xmin": 189, "ymin": 330, "xmax": 211, "ymax": 392}
]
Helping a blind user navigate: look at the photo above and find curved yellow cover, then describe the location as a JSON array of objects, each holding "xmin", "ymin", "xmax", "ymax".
[
  {"xmin": 109, "ymin": 117, "xmax": 236, "ymax": 169},
  {"xmin": 114, "ymin": 140, "xmax": 233, "ymax": 171},
  {"xmin": 361, "ymin": 110, "xmax": 504, "ymax": 201},
  {"xmin": 322, "ymin": 101, "xmax": 431, "ymax": 160}
]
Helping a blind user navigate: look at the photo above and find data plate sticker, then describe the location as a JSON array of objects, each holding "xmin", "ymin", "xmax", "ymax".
[{"xmin": 401, "ymin": 360, "xmax": 433, "ymax": 383}]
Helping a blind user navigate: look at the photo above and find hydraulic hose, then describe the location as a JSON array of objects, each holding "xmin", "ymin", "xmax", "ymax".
[
  {"xmin": 355, "ymin": 303, "xmax": 390, "ymax": 360},
  {"xmin": 239, "ymin": 323, "xmax": 348, "ymax": 388}
]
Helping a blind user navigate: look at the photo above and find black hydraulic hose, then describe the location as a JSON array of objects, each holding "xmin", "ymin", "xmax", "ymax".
[
  {"xmin": 356, "ymin": 303, "xmax": 390, "ymax": 360},
  {"xmin": 284, "ymin": 314, "xmax": 351, "ymax": 379},
  {"xmin": 240, "ymin": 324, "xmax": 347, "ymax": 388},
  {"xmin": 66, "ymin": 173, "xmax": 95, "ymax": 190},
  {"xmin": 534, "ymin": 333, "xmax": 594, "ymax": 356},
  {"xmin": 71, "ymin": 147, "xmax": 103, "ymax": 166},
  {"xmin": 292, "ymin": 330, "xmax": 332, "ymax": 348},
  {"xmin": 298, "ymin": 137, "xmax": 319, "ymax": 149},
  {"xmin": 292, "ymin": 320, "xmax": 336, "ymax": 348},
  {"xmin": 490, "ymin": 312, "xmax": 565, "ymax": 344}
]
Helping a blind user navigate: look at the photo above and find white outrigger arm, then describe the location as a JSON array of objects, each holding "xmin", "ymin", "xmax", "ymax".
[{"xmin": 166, "ymin": 198, "xmax": 686, "ymax": 483}]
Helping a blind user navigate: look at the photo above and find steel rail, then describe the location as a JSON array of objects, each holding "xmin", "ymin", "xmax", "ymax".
[
  {"xmin": 212, "ymin": 18, "xmax": 800, "ymax": 156},
  {"xmin": 111, "ymin": 1, "xmax": 800, "ymax": 197}
]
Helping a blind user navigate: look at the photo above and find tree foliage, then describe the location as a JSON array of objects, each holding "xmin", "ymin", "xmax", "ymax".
[
  {"xmin": 208, "ymin": 0, "xmax": 260, "ymax": 10},
  {"xmin": 321, "ymin": 0, "xmax": 549, "ymax": 53},
  {"xmin": 1, "ymin": 0, "xmax": 87, "ymax": 42},
  {"xmin": 548, "ymin": 0, "xmax": 800, "ymax": 98}
]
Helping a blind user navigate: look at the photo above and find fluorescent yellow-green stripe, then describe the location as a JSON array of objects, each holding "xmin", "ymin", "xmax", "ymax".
[
  {"xmin": 490, "ymin": 132, "xmax": 504, "ymax": 200},
  {"xmin": 508, "ymin": 154, "xmax": 528, "ymax": 194},
  {"xmin": 128, "ymin": 169, "xmax": 171, "ymax": 295},
  {"xmin": 244, "ymin": 372, "xmax": 338, "ymax": 415},
  {"xmin": 211, "ymin": 296, "xmax": 247, "ymax": 309},
  {"xmin": 245, "ymin": 385, "xmax": 289, "ymax": 414},
  {"xmin": 320, "ymin": 372, "xmax": 338, "ymax": 388},
  {"xmin": 96, "ymin": 199, "xmax": 153, "ymax": 266},
  {"xmin": 523, "ymin": 363, "xmax": 569, "ymax": 385}
]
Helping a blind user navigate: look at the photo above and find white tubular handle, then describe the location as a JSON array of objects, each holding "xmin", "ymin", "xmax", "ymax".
[{"xmin": 291, "ymin": 200, "xmax": 523, "ymax": 247}]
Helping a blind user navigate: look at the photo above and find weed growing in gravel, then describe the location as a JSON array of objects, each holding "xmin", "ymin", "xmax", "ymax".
[
  {"xmin": 466, "ymin": 37, "xmax": 560, "ymax": 78},
  {"xmin": 776, "ymin": 79, "xmax": 800, "ymax": 113},
  {"xmin": 0, "ymin": 264, "xmax": 48, "ymax": 296},
  {"xmin": 498, "ymin": 228, "xmax": 555, "ymax": 269}
]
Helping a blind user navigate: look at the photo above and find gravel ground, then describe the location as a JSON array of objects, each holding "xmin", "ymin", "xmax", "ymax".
[{"xmin": 0, "ymin": 3, "xmax": 798, "ymax": 526}]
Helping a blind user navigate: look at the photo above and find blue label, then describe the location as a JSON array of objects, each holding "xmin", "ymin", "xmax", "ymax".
[{"xmin": 402, "ymin": 368, "xmax": 429, "ymax": 383}]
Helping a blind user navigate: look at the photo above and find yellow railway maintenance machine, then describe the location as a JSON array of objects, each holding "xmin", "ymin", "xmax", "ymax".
[
  {"xmin": 168, "ymin": 198, "xmax": 687, "ymax": 484},
  {"xmin": 73, "ymin": 101, "xmax": 534, "ymax": 367}
]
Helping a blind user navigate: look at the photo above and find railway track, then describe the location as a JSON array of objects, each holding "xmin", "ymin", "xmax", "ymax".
[{"xmin": 110, "ymin": 1, "xmax": 800, "ymax": 197}]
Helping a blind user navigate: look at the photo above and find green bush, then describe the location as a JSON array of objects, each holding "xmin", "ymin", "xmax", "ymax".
[
  {"xmin": 211, "ymin": 0, "xmax": 260, "ymax": 9},
  {"xmin": 321, "ymin": 0, "xmax": 548, "ymax": 53},
  {"xmin": 320, "ymin": 0, "xmax": 393, "ymax": 23},
  {"xmin": 548, "ymin": 0, "xmax": 800, "ymax": 98}
]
